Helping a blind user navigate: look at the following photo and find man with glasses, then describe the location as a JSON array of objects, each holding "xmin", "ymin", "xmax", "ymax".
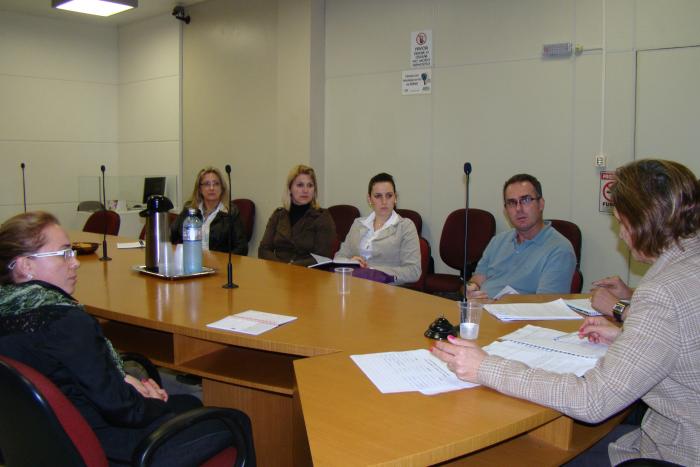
[{"xmin": 465, "ymin": 173, "xmax": 576, "ymax": 299}]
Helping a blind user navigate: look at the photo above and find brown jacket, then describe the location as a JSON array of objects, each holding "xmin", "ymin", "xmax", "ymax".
[{"xmin": 258, "ymin": 207, "xmax": 336, "ymax": 266}]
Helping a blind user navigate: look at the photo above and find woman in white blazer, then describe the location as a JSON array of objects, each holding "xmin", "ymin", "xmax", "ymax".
[{"xmin": 334, "ymin": 172, "xmax": 420, "ymax": 285}]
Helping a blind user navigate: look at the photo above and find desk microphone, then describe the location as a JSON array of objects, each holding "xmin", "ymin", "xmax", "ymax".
[
  {"xmin": 222, "ymin": 164, "xmax": 238, "ymax": 289},
  {"xmin": 20, "ymin": 162, "xmax": 27, "ymax": 212},
  {"xmin": 99, "ymin": 165, "xmax": 112, "ymax": 261},
  {"xmin": 462, "ymin": 162, "xmax": 472, "ymax": 301}
]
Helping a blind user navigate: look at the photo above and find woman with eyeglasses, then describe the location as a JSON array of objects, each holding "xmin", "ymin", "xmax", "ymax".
[
  {"xmin": 0, "ymin": 211, "xmax": 255, "ymax": 466},
  {"xmin": 170, "ymin": 166, "xmax": 248, "ymax": 254},
  {"xmin": 258, "ymin": 164, "xmax": 336, "ymax": 266},
  {"xmin": 434, "ymin": 160, "xmax": 700, "ymax": 466},
  {"xmin": 333, "ymin": 172, "xmax": 420, "ymax": 284}
]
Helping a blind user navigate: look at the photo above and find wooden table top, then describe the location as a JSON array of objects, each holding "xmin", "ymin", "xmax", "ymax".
[{"xmin": 70, "ymin": 231, "xmax": 591, "ymax": 466}]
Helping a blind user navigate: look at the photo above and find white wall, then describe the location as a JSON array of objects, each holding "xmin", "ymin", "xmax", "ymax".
[
  {"xmin": 323, "ymin": 0, "xmax": 700, "ymax": 289},
  {"xmin": 118, "ymin": 14, "xmax": 182, "ymax": 207},
  {"xmin": 0, "ymin": 10, "xmax": 118, "ymax": 229},
  {"xmin": 183, "ymin": 0, "xmax": 321, "ymax": 252}
]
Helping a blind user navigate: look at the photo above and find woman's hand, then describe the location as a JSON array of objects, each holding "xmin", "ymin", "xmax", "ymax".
[
  {"xmin": 431, "ymin": 335, "xmax": 487, "ymax": 383},
  {"xmin": 578, "ymin": 316, "xmax": 621, "ymax": 345},
  {"xmin": 591, "ymin": 276, "xmax": 633, "ymax": 300},
  {"xmin": 125, "ymin": 374, "xmax": 169, "ymax": 402},
  {"xmin": 351, "ymin": 256, "xmax": 368, "ymax": 268}
]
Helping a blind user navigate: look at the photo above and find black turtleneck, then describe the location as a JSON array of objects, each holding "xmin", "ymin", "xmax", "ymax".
[{"xmin": 289, "ymin": 203, "xmax": 311, "ymax": 226}]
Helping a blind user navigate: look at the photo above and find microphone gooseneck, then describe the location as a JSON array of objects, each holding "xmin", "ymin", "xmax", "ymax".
[
  {"xmin": 99, "ymin": 165, "xmax": 112, "ymax": 261},
  {"xmin": 20, "ymin": 162, "xmax": 27, "ymax": 213},
  {"xmin": 222, "ymin": 164, "xmax": 238, "ymax": 289},
  {"xmin": 462, "ymin": 162, "xmax": 472, "ymax": 301}
]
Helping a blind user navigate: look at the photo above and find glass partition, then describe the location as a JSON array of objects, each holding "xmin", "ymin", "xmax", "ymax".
[{"xmin": 78, "ymin": 175, "xmax": 179, "ymax": 211}]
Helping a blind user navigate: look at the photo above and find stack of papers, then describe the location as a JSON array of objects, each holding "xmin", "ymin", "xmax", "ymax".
[
  {"xmin": 484, "ymin": 324, "xmax": 608, "ymax": 376},
  {"xmin": 484, "ymin": 298, "xmax": 583, "ymax": 321},
  {"xmin": 207, "ymin": 310, "xmax": 297, "ymax": 335},
  {"xmin": 350, "ymin": 350, "xmax": 478, "ymax": 395},
  {"xmin": 564, "ymin": 298, "xmax": 602, "ymax": 316}
]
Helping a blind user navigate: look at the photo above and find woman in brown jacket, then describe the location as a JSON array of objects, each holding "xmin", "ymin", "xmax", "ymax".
[{"xmin": 258, "ymin": 164, "xmax": 336, "ymax": 266}]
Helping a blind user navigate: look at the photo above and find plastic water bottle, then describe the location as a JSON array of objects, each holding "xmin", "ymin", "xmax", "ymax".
[{"xmin": 182, "ymin": 208, "xmax": 202, "ymax": 274}]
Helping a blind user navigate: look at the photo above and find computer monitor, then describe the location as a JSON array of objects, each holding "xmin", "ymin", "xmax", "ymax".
[{"xmin": 142, "ymin": 177, "xmax": 166, "ymax": 204}]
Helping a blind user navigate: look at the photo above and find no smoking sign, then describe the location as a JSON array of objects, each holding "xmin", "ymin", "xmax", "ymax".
[{"xmin": 599, "ymin": 171, "xmax": 616, "ymax": 213}]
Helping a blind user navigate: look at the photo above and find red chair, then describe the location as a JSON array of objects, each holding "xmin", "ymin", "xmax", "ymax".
[
  {"xmin": 83, "ymin": 210, "xmax": 121, "ymax": 235},
  {"xmin": 548, "ymin": 219, "xmax": 583, "ymax": 293},
  {"xmin": 233, "ymin": 198, "xmax": 256, "ymax": 242},
  {"xmin": 0, "ymin": 355, "xmax": 252, "ymax": 467},
  {"xmin": 328, "ymin": 204, "xmax": 360, "ymax": 242},
  {"xmin": 424, "ymin": 208, "xmax": 496, "ymax": 295},
  {"xmin": 395, "ymin": 208, "xmax": 422, "ymax": 236}
]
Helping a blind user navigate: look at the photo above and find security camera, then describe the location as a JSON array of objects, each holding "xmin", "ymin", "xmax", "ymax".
[{"xmin": 172, "ymin": 6, "xmax": 190, "ymax": 24}]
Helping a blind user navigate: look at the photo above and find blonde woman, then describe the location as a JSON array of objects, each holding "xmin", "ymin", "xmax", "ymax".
[{"xmin": 258, "ymin": 164, "xmax": 336, "ymax": 266}]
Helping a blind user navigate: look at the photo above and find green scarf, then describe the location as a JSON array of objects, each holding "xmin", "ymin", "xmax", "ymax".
[{"xmin": 0, "ymin": 281, "xmax": 125, "ymax": 376}]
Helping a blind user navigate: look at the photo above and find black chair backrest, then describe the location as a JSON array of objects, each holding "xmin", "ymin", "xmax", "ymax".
[{"xmin": 439, "ymin": 208, "xmax": 496, "ymax": 274}]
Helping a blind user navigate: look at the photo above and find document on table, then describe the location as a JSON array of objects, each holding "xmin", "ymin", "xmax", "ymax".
[
  {"xmin": 493, "ymin": 285, "xmax": 519, "ymax": 300},
  {"xmin": 350, "ymin": 349, "xmax": 478, "ymax": 395},
  {"xmin": 483, "ymin": 324, "xmax": 608, "ymax": 376},
  {"xmin": 117, "ymin": 240, "xmax": 145, "ymax": 249},
  {"xmin": 207, "ymin": 310, "xmax": 297, "ymax": 335},
  {"xmin": 564, "ymin": 298, "xmax": 602, "ymax": 316},
  {"xmin": 308, "ymin": 253, "xmax": 360, "ymax": 268},
  {"xmin": 484, "ymin": 298, "xmax": 583, "ymax": 321}
]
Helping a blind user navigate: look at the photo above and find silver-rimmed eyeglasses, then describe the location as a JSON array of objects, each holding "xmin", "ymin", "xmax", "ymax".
[
  {"xmin": 504, "ymin": 195, "xmax": 541, "ymax": 209},
  {"xmin": 26, "ymin": 248, "xmax": 77, "ymax": 261}
]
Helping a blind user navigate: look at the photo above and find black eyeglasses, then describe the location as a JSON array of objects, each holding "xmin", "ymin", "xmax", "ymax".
[{"xmin": 504, "ymin": 195, "xmax": 541, "ymax": 209}]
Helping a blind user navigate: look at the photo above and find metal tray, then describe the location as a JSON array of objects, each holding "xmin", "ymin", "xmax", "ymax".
[{"xmin": 132, "ymin": 265, "xmax": 216, "ymax": 280}]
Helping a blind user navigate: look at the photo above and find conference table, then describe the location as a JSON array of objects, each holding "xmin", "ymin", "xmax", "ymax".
[{"xmin": 71, "ymin": 232, "xmax": 624, "ymax": 466}]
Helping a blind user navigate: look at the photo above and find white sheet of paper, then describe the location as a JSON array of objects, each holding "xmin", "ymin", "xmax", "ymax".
[
  {"xmin": 484, "ymin": 340, "xmax": 599, "ymax": 376},
  {"xmin": 493, "ymin": 285, "xmax": 519, "ymax": 300},
  {"xmin": 500, "ymin": 324, "xmax": 608, "ymax": 359},
  {"xmin": 484, "ymin": 298, "xmax": 583, "ymax": 321},
  {"xmin": 351, "ymin": 349, "xmax": 478, "ymax": 395},
  {"xmin": 207, "ymin": 310, "xmax": 297, "ymax": 335},
  {"xmin": 117, "ymin": 240, "xmax": 145, "ymax": 249}
]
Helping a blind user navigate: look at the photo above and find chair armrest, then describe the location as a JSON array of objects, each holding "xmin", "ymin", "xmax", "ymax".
[{"xmin": 133, "ymin": 407, "xmax": 250, "ymax": 467}]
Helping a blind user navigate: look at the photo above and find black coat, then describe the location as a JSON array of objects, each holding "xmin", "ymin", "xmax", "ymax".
[{"xmin": 170, "ymin": 205, "xmax": 248, "ymax": 255}]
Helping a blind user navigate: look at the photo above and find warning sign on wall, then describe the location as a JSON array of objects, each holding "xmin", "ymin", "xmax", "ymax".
[{"xmin": 599, "ymin": 171, "xmax": 616, "ymax": 214}]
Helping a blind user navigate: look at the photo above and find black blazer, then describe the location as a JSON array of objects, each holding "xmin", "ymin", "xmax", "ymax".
[{"xmin": 170, "ymin": 204, "xmax": 248, "ymax": 255}]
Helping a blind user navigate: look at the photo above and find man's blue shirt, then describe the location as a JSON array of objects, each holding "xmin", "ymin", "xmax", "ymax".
[{"xmin": 474, "ymin": 222, "xmax": 576, "ymax": 298}]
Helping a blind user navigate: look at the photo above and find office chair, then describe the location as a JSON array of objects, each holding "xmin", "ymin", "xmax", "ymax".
[
  {"xmin": 548, "ymin": 219, "xmax": 583, "ymax": 293},
  {"xmin": 83, "ymin": 210, "xmax": 121, "ymax": 236},
  {"xmin": 424, "ymin": 208, "xmax": 496, "ymax": 295},
  {"xmin": 0, "ymin": 355, "xmax": 251, "ymax": 467},
  {"xmin": 233, "ymin": 198, "xmax": 256, "ymax": 242},
  {"xmin": 395, "ymin": 208, "xmax": 422, "ymax": 236},
  {"xmin": 327, "ymin": 204, "xmax": 360, "ymax": 242}
]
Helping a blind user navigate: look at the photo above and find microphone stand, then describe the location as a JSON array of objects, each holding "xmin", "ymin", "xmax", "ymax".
[
  {"xmin": 462, "ymin": 162, "xmax": 472, "ymax": 301},
  {"xmin": 222, "ymin": 164, "xmax": 238, "ymax": 289},
  {"xmin": 20, "ymin": 162, "xmax": 27, "ymax": 213},
  {"xmin": 99, "ymin": 165, "xmax": 111, "ymax": 261}
]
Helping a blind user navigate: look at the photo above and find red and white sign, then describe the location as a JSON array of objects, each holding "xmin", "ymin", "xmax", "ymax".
[{"xmin": 599, "ymin": 171, "xmax": 616, "ymax": 213}]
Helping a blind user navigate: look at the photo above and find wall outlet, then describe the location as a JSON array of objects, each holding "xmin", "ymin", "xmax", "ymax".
[{"xmin": 595, "ymin": 154, "xmax": 607, "ymax": 168}]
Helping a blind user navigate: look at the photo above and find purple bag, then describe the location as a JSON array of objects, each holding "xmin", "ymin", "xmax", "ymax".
[{"xmin": 352, "ymin": 268, "xmax": 394, "ymax": 284}]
